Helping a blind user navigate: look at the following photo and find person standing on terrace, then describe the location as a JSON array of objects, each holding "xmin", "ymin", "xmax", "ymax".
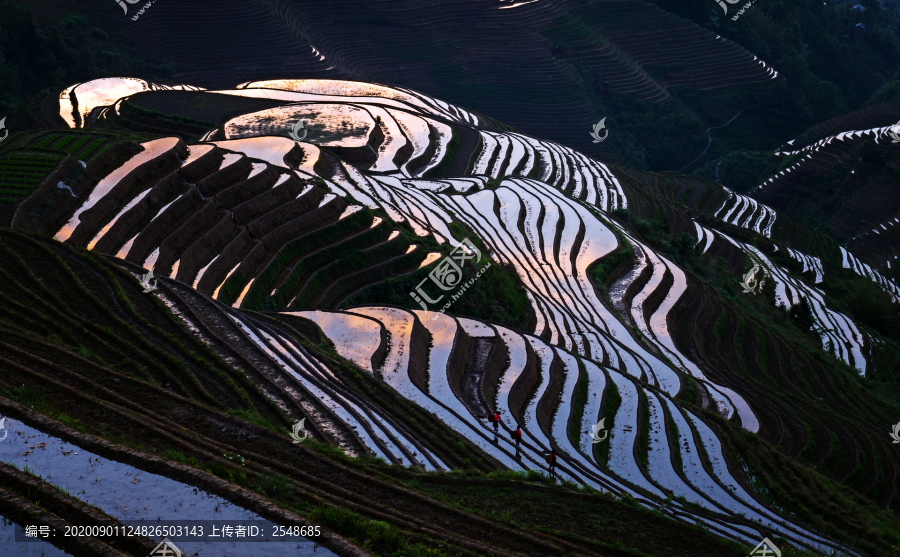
[
  {"xmin": 511, "ymin": 425, "xmax": 522, "ymax": 458},
  {"xmin": 488, "ymin": 410, "xmax": 501, "ymax": 440},
  {"xmin": 542, "ymin": 450, "xmax": 558, "ymax": 477}
]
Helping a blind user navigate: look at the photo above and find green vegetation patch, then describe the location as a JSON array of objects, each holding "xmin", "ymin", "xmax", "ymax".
[
  {"xmin": 712, "ymin": 411, "xmax": 900, "ymax": 556},
  {"xmin": 345, "ymin": 221, "xmax": 536, "ymax": 333},
  {"xmin": 695, "ymin": 150, "xmax": 783, "ymax": 194},
  {"xmin": 0, "ymin": 150, "xmax": 64, "ymax": 203},
  {"xmin": 128, "ymin": 90, "xmax": 289, "ymax": 126},
  {"xmin": 0, "ymin": 1, "xmax": 173, "ymax": 128},
  {"xmin": 590, "ymin": 230, "xmax": 633, "ymax": 294},
  {"xmin": 408, "ymin": 475, "xmax": 747, "ymax": 557},
  {"xmin": 32, "ymin": 132, "xmax": 112, "ymax": 160},
  {"xmin": 310, "ymin": 505, "xmax": 445, "ymax": 557},
  {"xmin": 105, "ymin": 100, "xmax": 217, "ymax": 140},
  {"xmin": 595, "ymin": 376, "xmax": 620, "ymax": 467},
  {"xmin": 421, "ymin": 130, "xmax": 460, "ymax": 179},
  {"xmin": 568, "ymin": 359, "xmax": 589, "ymax": 444}
]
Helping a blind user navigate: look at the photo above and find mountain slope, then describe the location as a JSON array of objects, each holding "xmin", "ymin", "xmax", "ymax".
[{"xmin": 4, "ymin": 76, "xmax": 900, "ymax": 555}]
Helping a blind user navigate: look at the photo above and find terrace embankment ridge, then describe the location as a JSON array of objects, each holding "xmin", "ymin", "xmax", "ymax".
[
  {"xmin": 13, "ymin": 140, "xmax": 145, "ymax": 236},
  {"xmin": 0, "ymin": 460, "xmax": 158, "ymax": 557},
  {"xmin": 507, "ymin": 341, "xmax": 538, "ymax": 428},
  {"xmin": 92, "ymin": 171, "xmax": 182, "ymax": 255},
  {"xmin": 0, "ymin": 485, "xmax": 130, "ymax": 557},
  {"xmin": 181, "ymin": 144, "xmax": 224, "ymax": 182},
  {"xmin": 536, "ymin": 353, "xmax": 566, "ymax": 444},
  {"xmin": 197, "ymin": 155, "xmax": 253, "ymax": 196},
  {"xmin": 481, "ymin": 328, "xmax": 510, "ymax": 414},
  {"xmin": 0, "ymin": 350, "xmax": 598, "ymax": 557},
  {"xmin": 407, "ymin": 312, "xmax": 432, "ymax": 395}
]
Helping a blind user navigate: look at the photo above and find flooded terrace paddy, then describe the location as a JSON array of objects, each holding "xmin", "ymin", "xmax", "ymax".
[
  {"xmin": 224, "ymin": 104, "xmax": 373, "ymax": 146},
  {"xmin": 0, "ymin": 417, "xmax": 333, "ymax": 557},
  {"xmin": 288, "ymin": 311, "xmax": 381, "ymax": 374},
  {"xmin": 0, "ymin": 515, "xmax": 72, "ymax": 556},
  {"xmin": 53, "ymin": 137, "xmax": 181, "ymax": 243}
]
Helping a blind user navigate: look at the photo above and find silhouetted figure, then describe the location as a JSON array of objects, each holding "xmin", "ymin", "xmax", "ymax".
[
  {"xmin": 162, "ymin": 380, "xmax": 172, "ymax": 392},
  {"xmin": 543, "ymin": 450, "xmax": 558, "ymax": 476}
]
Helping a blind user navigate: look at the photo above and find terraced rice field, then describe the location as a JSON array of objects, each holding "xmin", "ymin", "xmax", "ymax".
[
  {"xmin": 0, "ymin": 152, "xmax": 65, "ymax": 203},
  {"xmin": 224, "ymin": 104, "xmax": 374, "ymax": 146},
  {"xmin": 23, "ymin": 129, "xmax": 427, "ymax": 314},
  {"xmin": 755, "ymin": 123, "xmax": 900, "ymax": 199},
  {"xmin": 620, "ymin": 166, "xmax": 900, "ymax": 517},
  {"xmin": 841, "ymin": 246, "xmax": 900, "ymax": 301},
  {"xmin": 59, "ymin": 78, "xmax": 205, "ymax": 129},
  {"xmin": 710, "ymin": 230, "xmax": 868, "ymax": 374},
  {"xmin": 536, "ymin": 0, "xmax": 777, "ymax": 100},
  {"xmin": 0, "ymin": 418, "xmax": 331, "ymax": 556},
  {"xmin": 187, "ymin": 0, "xmax": 777, "ymax": 155},
  {"xmin": 11, "ymin": 76, "xmax": 900, "ymax": 555},
  {"xmin": 21, "ymin": 131, "xmax": 120, "ymax": 162},
  {"xmin": 710, "ymin": 188, "xmax": 777, "ymax": 239},
  {"xmin": 294, "ymin": 306, "xmax": 844, "ymax": 553},
  {"xmin": 0, "ymin": 228, "xmax": 517, "ymax": 556},
  {"xmin": 749, "ymin": 117, "xmax": 900, "ymax": 299},
  {"xmin": 30, "ymin": 133, "xmax": 112, "ymax": 160},
  {"xmin": 0, "ymin": 129, "xmax": 148, "ymax": 230},
  {"xmin": 26, "ymin": 0, "xmax": 785, "ymax": 162}
]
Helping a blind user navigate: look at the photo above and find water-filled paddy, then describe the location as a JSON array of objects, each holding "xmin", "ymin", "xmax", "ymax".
[
  {"xmin": 0, "ymin": 514, "xmax": 72, "ymax": 556},
  {"xmin": 0, "ymin": 417, "xmax": 333, "ymax": 557}
]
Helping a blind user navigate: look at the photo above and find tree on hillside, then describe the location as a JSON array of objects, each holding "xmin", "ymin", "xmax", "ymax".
[
  {"xmin": 848, "ymin": 278, "xmax": 900, "ymax": 339},
  {"xmin": 0, "ymin": 0, "xmax": 170, "ymax": 127},
  {"xmin": 790, "ymin": 295, "xmax": 815, "ymax": 334},
  {"xmin": 813, "ymin": 81, "xmax": 843, "ymax": 122}
]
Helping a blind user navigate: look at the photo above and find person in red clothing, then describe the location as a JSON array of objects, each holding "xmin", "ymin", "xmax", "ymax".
[
  {"xmin": 488, "ymin": 410, "xmax": 501, "ymax": 439},
  {"xmin": 510, "ymin": 425, "xmax": 523, "ymax": 458}
]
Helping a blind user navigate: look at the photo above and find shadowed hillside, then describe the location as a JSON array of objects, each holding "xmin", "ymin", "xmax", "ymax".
[
  {"xmin": 2, "ymin": 76, "xmax": 900, "ymax": 556},
  {"xmin": 2, "ymin": 1, "xmax": 900, "ymax": 554}
]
